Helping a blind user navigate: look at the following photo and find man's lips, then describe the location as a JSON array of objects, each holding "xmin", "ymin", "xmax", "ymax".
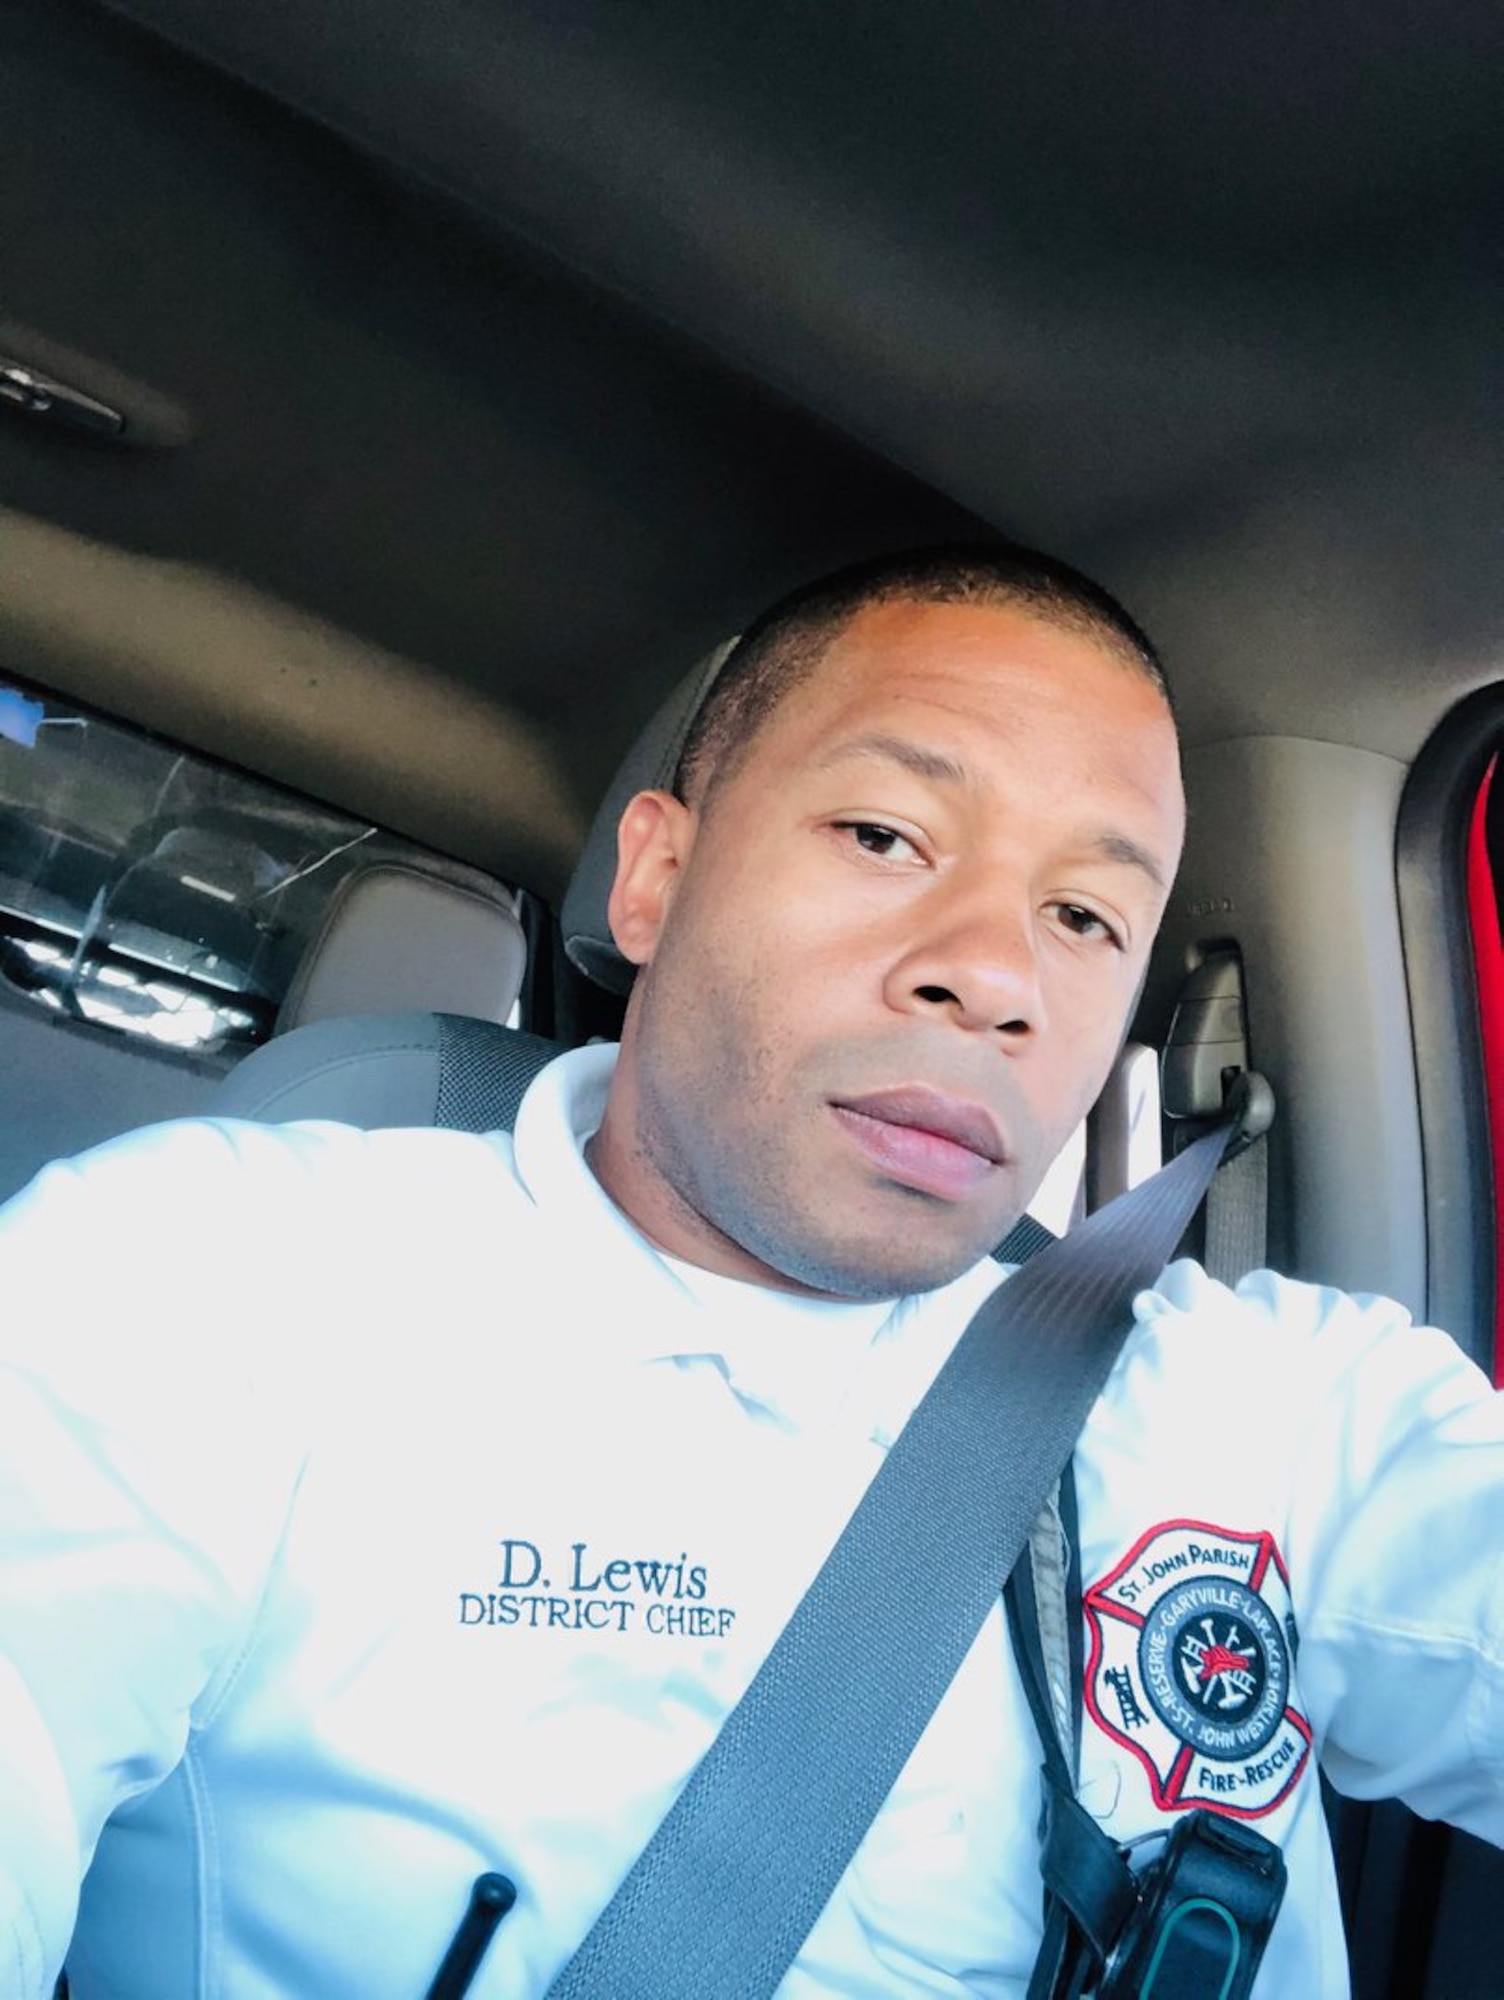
[{"xmin": 828, "ymin": 1087, "xmax": 1010, "ymax": 1201}]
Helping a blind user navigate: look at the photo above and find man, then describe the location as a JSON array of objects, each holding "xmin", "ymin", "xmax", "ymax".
[{"xmin": 1, "ymin": 545, "xmax": 1500, "ymax": 1998}]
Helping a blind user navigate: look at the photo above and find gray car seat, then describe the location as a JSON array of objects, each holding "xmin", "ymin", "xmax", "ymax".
[
  {"xmin": 276, "ymin": 860, "xmax": 528, "ymax": 1032},
  {"xmin": 211, "ymin": 856, "xmax": 550, "ymax": 1128}
]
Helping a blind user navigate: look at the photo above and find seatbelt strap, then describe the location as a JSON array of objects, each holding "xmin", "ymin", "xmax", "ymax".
[
  {"xmin": 1202, "ymin": 1130, "xmax": 1268, "ymax": 1282},
  {"xmin": 996, "ymin": 1210, "xmax": 1061, "ymax": 1265},
  {"xmin": 1171, "ymin": 1072, "xmax": 1275, "ymax": 1287},
  {"xmin": 544, "ymin": 1119, "xmax": 1235, "ymax": 2000}
]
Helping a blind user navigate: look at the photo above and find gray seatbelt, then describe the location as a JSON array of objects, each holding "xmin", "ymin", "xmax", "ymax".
[
  {"xmin": 544, "ymin": 1117, "xmax": 1238, "ymax": 2000},
  {"xmin": 1160, "ymin": 953, "xmax": 1275, "ymax": 1288},
  {"xmin": 1189, "ymin": 1072, "xmax": 1274, "ymax": 1285},
  {"xmin": 1203, "ymin": 1131, "xmax": 1269, "ymax": 1281}
]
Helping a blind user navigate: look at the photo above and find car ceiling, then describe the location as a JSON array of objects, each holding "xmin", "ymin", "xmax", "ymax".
[{"xmin": 1, "ymin": 0, "xmax": 1500, "ymax": 901}]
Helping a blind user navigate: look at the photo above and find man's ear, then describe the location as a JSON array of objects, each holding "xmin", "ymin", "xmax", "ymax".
[{"xmin": 606, "ymin": 789, "xmax": 696, "ymax": 967}]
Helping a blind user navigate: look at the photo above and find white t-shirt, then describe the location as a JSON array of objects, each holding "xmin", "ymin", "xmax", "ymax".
[{"xmin": 0, "ymin": 1044, "xmax": 1500, "ymax": 1997}]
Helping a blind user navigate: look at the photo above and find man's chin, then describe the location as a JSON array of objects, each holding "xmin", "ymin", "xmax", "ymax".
[{"xmin": 764, "ymin": 1213, "xmax": 1015, "ymax": 1302}]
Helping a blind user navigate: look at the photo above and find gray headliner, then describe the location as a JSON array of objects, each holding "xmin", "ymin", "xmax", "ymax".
[{"xmin": 93, "ymin": 0, "xmax": 1504, "ymax": 752}]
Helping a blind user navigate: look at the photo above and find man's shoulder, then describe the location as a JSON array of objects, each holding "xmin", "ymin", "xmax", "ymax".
[
  {"xmin": 2, "ymin": 1113, "xmax": 524, "ymax": 1261},
  {"xmin": 1143, "ymin": 1258, "xmax": 1419, "ymax": 1345},
  {"xmin": 28, "ymin": 1109, "xmax": 511, "ymax": 1189},
  {"xmin": 1126, "ymin": 1256, "xmax": 1489, "ymax": 1409},
  {"xmin": 0, "ymin": 1115, "xmax": 546, "ymax": 1392}
]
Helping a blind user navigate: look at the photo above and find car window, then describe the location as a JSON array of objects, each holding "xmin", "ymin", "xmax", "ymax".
[{"xmin": 0, "ymin": 676, "xmax": 515, "ymax": 1066}]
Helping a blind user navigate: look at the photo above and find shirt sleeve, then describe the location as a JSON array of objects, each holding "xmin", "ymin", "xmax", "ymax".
[
  {"xmin": 1260, "ymin": 1273, "xmax": 1504, "ymax": 1840},
  {"xmin": 0, "ymin": 1120, "xmax": 322, "ymax": 1995}
]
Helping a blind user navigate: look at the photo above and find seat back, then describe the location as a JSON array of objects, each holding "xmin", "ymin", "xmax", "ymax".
[
  {"xmin": 277, "ymin": 861, "xmax": 527, "ymax": 1031},
  {"xmin": 211, "ymin": 1010, "xmax": 564, "ymax": 1130},
  {"xmin": 209, "ymin": 857, "xmax": 537, "ymax": 1127}
]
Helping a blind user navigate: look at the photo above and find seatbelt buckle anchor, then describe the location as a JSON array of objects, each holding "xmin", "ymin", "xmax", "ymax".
[{"xmin": 1221, "ymin": 1070, "xmax": 1275, "ymax": 1162}]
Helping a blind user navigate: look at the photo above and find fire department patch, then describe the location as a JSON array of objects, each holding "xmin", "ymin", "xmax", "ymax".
[{"xmin": 1084, "ymin": 1520, "xmax": 1311, "ymax": 1820}]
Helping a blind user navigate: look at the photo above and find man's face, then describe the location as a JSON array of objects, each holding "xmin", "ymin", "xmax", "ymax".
[{"xmin": 590, "ymin": 596, "xmax": 1185, "ymax": 1298}]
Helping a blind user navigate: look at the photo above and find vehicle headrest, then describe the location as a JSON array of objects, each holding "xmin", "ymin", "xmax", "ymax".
[
  {"xmin": 561, "ymin": 639, "xmax": 737, "ymax": 995},
  {"xmin": 279, "ymin": 860, "xmax": 527, "ymax": 1031}
]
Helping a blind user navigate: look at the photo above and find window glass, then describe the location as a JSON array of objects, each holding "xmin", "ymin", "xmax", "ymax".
[{"xmin": 0, "ymin": 678, "xmax": 511, "ymax": 1063}]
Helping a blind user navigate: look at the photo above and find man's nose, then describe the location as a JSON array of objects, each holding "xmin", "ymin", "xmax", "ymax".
[{"xmin": 882, "ymin": 891, "xmax": 1044, "ymax": 1038}]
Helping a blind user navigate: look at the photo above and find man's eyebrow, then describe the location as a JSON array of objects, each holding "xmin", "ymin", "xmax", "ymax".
[
  {"xmin": 817, "ymin": 732, "xmax": 1168, "ymax": 890},
  {"xmin": 814, "ymin": 732, "xmax": 971, "ymax": 787},
  {"xmin": 1091, "ymin": 831, "xmax": 1167, "ymax": 892}
]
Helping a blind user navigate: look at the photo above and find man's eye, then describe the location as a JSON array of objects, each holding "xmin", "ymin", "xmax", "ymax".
[
  {"xmin": 836, "ymin": 820, "xmax": 918, "ymax": 860},
  {"xmin": 1053, "ymin": 902, "xmax": 1122, "ymax": 946}
]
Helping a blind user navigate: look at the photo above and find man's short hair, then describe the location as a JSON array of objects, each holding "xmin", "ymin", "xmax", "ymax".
[{"xmin": 673, "ymin": 541, "xmax": 1170, "ymax": 805}]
